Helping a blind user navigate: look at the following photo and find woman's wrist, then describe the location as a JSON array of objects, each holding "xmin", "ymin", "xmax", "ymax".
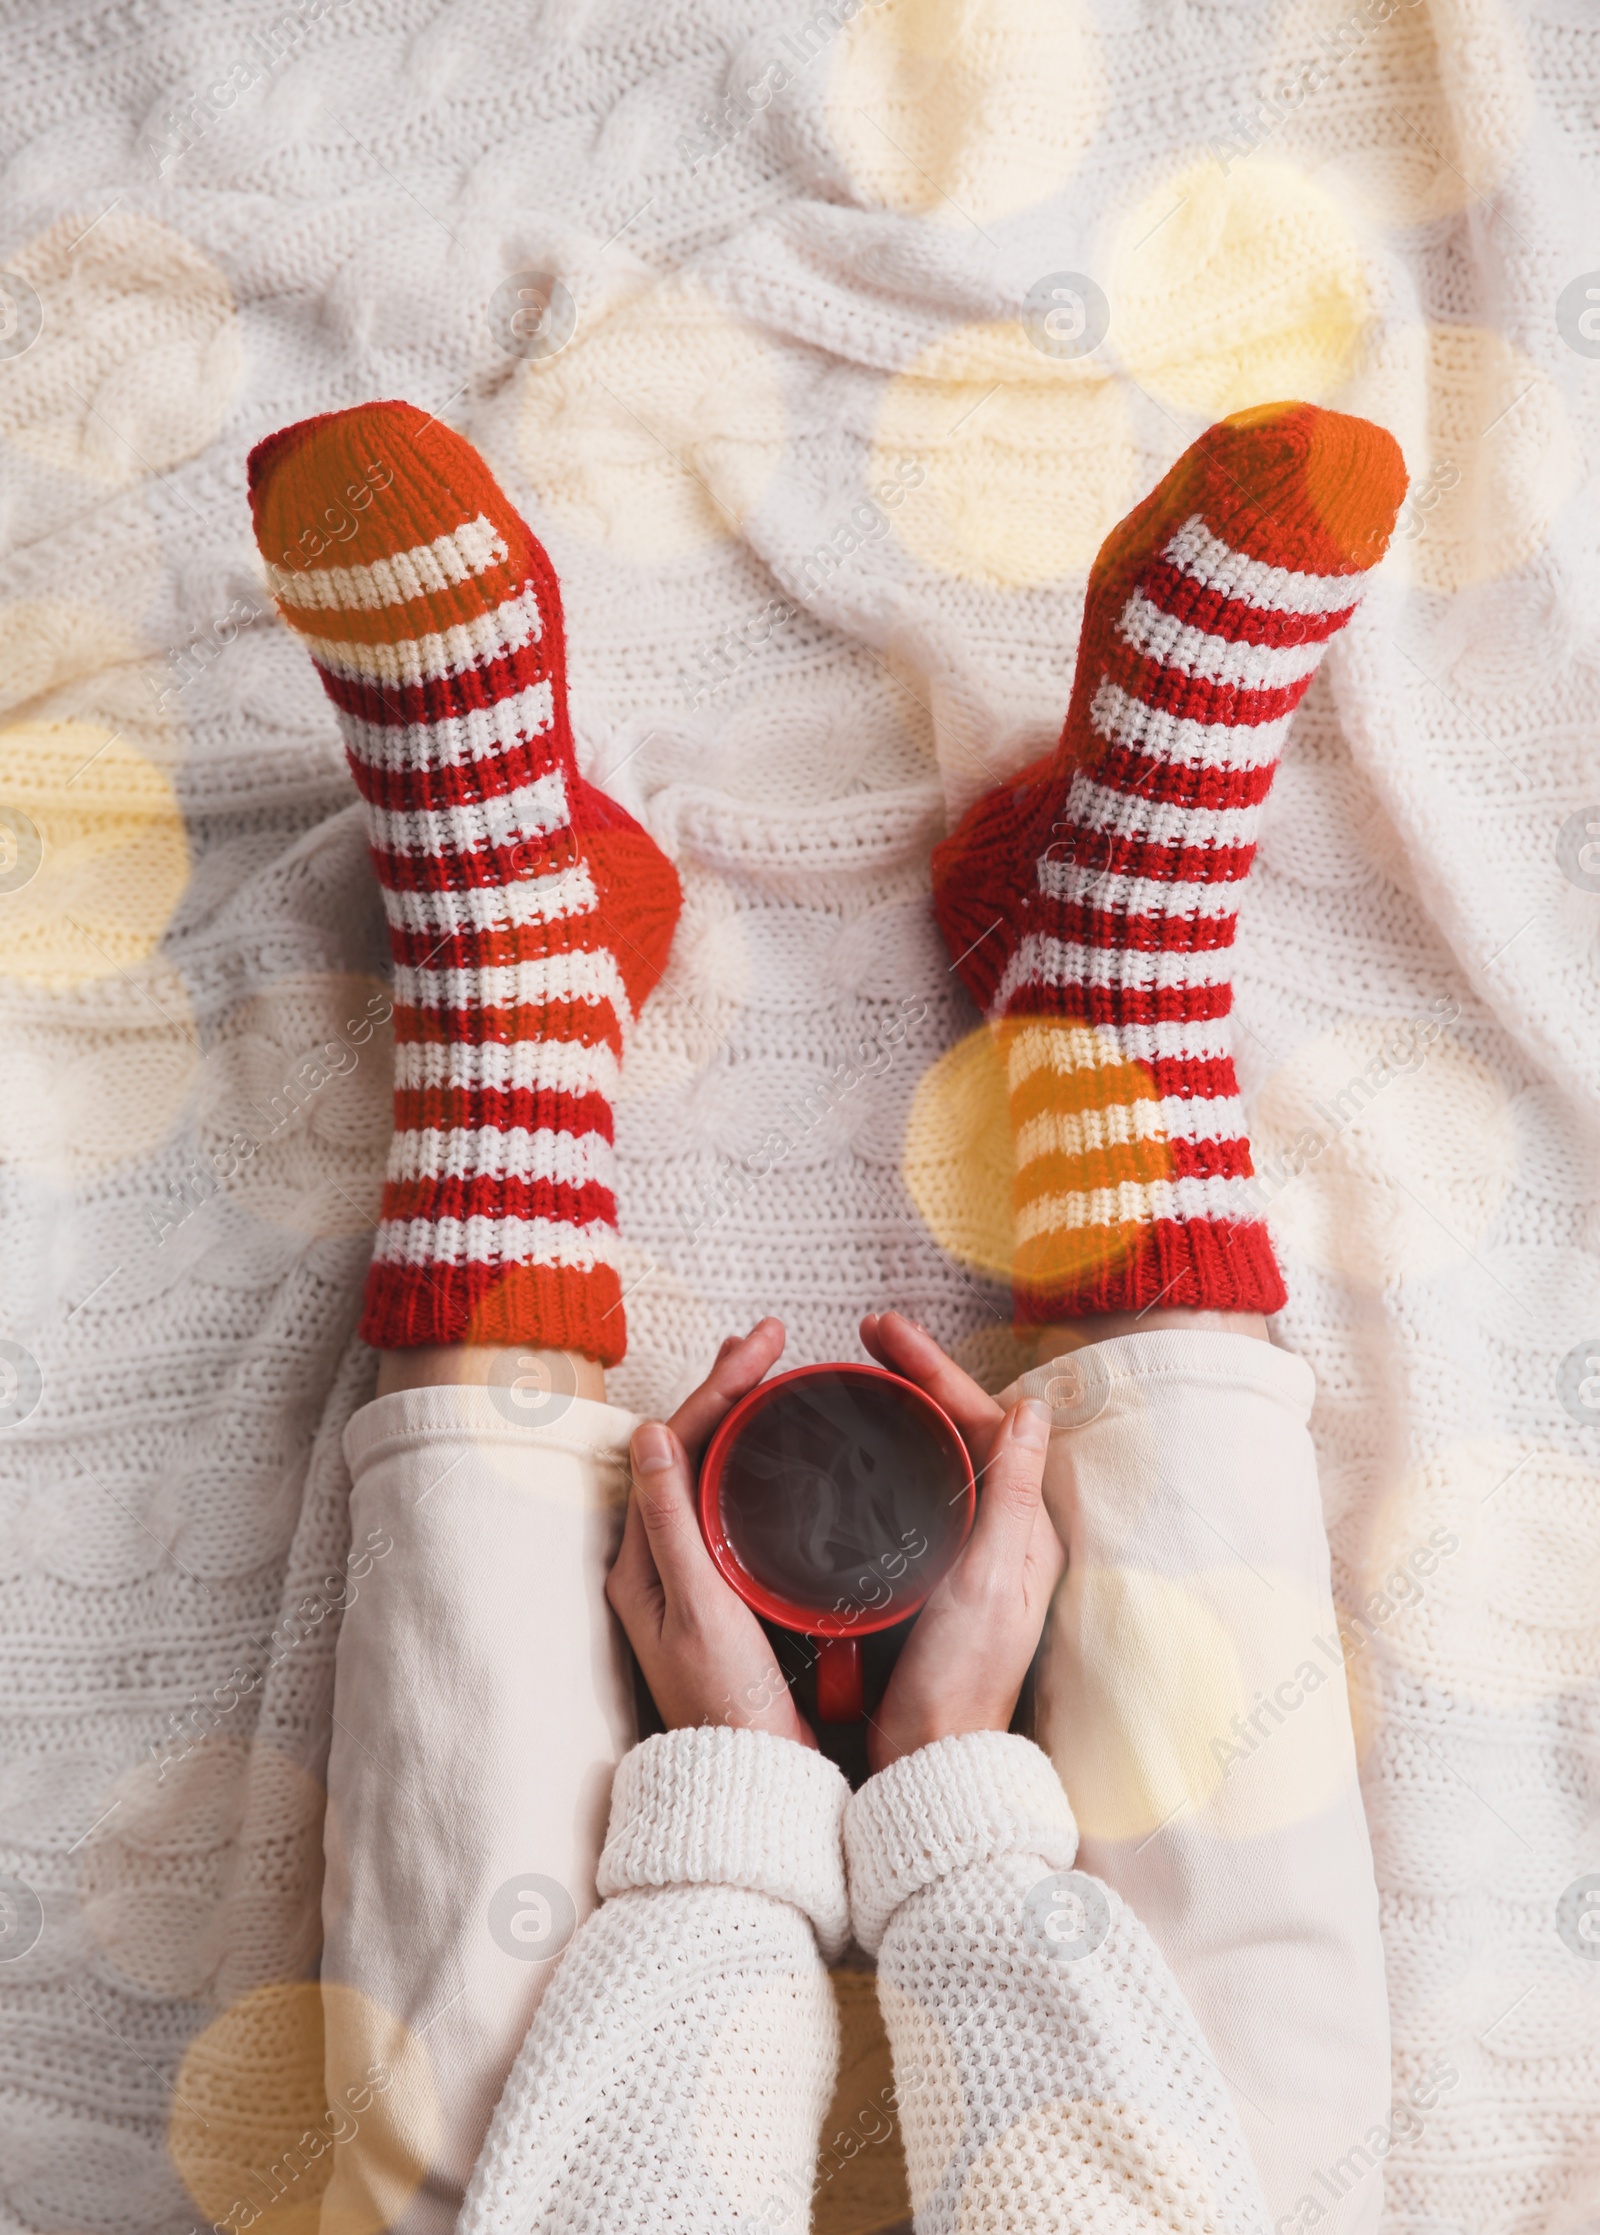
[
  {"xmin": 602, "ymin": 1725, "xmax": 852, "ymax": 1957},
  {"xmin": 844, "ymin": 1731, "xmax": 1078, "ymax": 1954}
]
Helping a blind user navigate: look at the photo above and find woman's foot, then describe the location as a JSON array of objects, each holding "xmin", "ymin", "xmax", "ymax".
[
  {"xmin": 932, "ymin": 401, "xmax": 1407, "ymax": 1322},
  {"xmin": 248, "ymin": 402, "xmax": 681, "ymax": 1364}
]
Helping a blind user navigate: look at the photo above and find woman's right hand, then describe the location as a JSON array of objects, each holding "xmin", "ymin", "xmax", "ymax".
[{"xmin": 605, "ymin": 1318, "xmax": 819, "ymax": 1750}]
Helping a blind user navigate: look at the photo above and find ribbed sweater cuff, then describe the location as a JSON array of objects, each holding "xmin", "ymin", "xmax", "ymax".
[
  {"xmin": 599, "ymin": 1726, "xmax": 851, "ymax": 1959},
  {"xmin": 844, "ymin": 1732, "xmax": 1078, "ymax": 1955}
]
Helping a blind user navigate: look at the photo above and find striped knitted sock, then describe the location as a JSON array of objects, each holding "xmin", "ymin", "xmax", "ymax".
[
  {"xmin": 247, "ymin": 400, "xmax": 681, "ymax": 1363},
  {"xmin": 932, "ymin": 401, "xmax": 1406, "ymax": 1320}
]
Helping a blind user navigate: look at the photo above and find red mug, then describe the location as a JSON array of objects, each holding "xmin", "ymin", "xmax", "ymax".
[{"xmin": 697, "ymin": 1362, "xmax": 977, "ymax": 1721}]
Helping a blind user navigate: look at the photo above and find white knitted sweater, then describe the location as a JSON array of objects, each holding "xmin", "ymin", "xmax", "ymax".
[
  {"xmin": 1, "ymin": 5, "xmax": 1596, "ymax": 2233},
  {"xmin": 460, "ymin": 1726, "xmax": 1271, "ymax": 2235}
]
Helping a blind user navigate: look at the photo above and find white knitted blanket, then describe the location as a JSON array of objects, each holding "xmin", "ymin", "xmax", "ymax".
[{"xmin": 2, "ymin": 3, "xmax": 1596, "ymax": 2231}]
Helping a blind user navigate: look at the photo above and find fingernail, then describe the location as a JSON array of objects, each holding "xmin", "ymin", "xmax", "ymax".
[
  {"xmin": 633, "ymin": 1422, "xmax": 674, "ymax": 1473},
  {"xmin": 1015, "ymin": 1398, "xmax": 1052, "ymax": 1449}
]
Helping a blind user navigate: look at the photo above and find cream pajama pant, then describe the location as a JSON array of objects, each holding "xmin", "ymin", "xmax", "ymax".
[{"xmin": 315, "ymin": 1332, "xmax": 1388, "ymax": 2235}]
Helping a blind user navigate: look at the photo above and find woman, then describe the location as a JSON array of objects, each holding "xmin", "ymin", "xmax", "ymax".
[{"xmin": 246, "ymin": 396, "xmax": 1403, "ymax": 2231}]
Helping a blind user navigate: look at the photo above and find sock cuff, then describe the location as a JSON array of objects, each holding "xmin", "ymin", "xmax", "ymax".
[
  {"xmin": 1013, "ymin": 1214, "xmax": 1288, "ymax": 1321},
  {"xmin": 360, "ymin": 1258, "xmax": 628, "ymax": 1364}
]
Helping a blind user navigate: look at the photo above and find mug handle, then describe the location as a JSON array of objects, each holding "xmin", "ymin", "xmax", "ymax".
[{"xmin": 814, "ymin": 1635, "xmax": 863, "ymax": 1722}]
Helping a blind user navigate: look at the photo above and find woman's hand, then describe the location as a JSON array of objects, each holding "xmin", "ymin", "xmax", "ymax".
[
  {"xmin": 605, "ymin": 1318, "xmax": 817, "ymax": 1750},
  {"xmin": 860, "ymin": 1309, "xmax": 1007, "ymax": 1473},
  {"xmin": 865, "ymin": 1384, "xmax": 1064, "ymax": 1777}
]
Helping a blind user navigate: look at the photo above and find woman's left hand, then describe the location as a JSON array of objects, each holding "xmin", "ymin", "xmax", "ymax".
[{"xmin": 606, "ymin": 1318, "xmax": 818, "ymax": 1750}]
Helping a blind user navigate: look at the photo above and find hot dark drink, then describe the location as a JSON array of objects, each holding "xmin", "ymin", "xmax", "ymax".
[
  {"xmin": 715, "ymin": 1369, "xmax": 970, "ymax": 1625},
  {"xmin": 698, "ymin": 1363, "xmax": 976, "ymax": 1721}
]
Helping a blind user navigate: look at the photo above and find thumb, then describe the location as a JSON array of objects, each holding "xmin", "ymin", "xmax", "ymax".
[
  {"xmin": 629, "ymin": 1421, "xmax": 719, "ymax": 1605},
  {"xmin": 965, "ymin": 1398, "xmax": 1053, "ymax": 1576}
]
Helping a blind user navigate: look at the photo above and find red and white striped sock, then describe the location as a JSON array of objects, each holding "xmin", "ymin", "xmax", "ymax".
[
  {"xmin": 933, "ymin": 401, "xmax": 1406, "ymax": 1321},
  {"xmin": 248, "ymin": 401, "xmax": 681, "ymax": 1363}
]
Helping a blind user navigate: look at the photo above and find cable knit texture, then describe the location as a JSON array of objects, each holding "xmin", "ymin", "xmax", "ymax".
[
  {"xmin": 849, "ymin": 1734, "xmax": 1273, "ymax": 2235},
  {"xmin": 599, "ymin": 1723, "xmax": 851, "ymax": 1958},
  {"xmin": 844, "ymin": 1727, "xmax": 1078, "ymax": 1956},
  {"xmin": 460, "ymin": 1729, "xmax": 849, "ymax": 2233},
  {"xmin": 3, "ymin": 7, "xmax": 1595, "ymax": 2229}
]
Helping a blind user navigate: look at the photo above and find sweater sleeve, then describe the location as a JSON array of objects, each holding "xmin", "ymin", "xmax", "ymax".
[
  {"xmin": 846, "ymin": 1731, "xmax": 1273, "ymax": 2235},
  {"xmin": 458, "ymin": 1724, "xmax": 850, "ymax": 2235}
]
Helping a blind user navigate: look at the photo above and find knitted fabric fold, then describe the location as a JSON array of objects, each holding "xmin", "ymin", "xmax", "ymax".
[
  {"xmin": 601, "ymin": 1726, "xmax": 852, "ymax": 1960},
  {"xmin": 844, "ymin": 1730, "xmax": 1078, "ymax": 1955}
]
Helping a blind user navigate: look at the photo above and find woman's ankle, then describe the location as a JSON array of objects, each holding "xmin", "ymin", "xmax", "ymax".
[
  {"xmin": 375, "ymin": 1345, "xmax": 607, "ymax": 1402},
  {"xmin": 1028, "ymin": 1309, "xmax": 1272, "ymax": 1366}
]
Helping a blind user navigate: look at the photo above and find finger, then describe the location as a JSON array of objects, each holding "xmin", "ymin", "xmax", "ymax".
[
  {"xmin": 961, "ymin": 1399, "xmax": 1053, "ymax": 1581},
  {"xmin": 629, "ymin": 1420, "xmax": 728, "ymax": 1607},
  {"xmin": 605, "ymin": 1479, "xmax": 662, "ymax": 1623},
  {"xmin": 1024, "ymin": 1496, "xmax": 1068, "ymax": 1599},
  {"xmin": 860, "ymin": 1310, "xmax": 1005, "ymax": 1447},
  {"xmin": 666, "ymin": 1317, "xmax": 787, "ymax": 1462}
]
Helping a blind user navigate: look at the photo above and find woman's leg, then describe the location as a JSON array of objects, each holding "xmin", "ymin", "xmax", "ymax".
[
  {"xmin": 1016, "ymin": 1321, "xmax": 1390, "ymax": 2235},
  {"xmin": 245, "ymin": 405, "xmax": 685, "ymax": 2228},
  {"xmin": 247, "ymin": 400, "xmax": 681, "ymax": 1365},
  {"xmin": 931, "ymin": 403, "xmax": 1405, "ymax": 1330},
  {"xmin": 924, "ymin": 406, "xmax": 1410, "ymax": 2228},
  {"xmin": 374, "ymin": 1346, "xmax": 606, "ymax": 1401},
  {"xmin": 1035, "ymin": 1307, "xmax": 1270, "ymax": 1348},
  {"xmin": 316, "ymin": 1322, "xmax": 790, "ymax": 2235},
  {"xmin": 317, "ymin": 1361, "xmax": 640, "ymax": 2234}
]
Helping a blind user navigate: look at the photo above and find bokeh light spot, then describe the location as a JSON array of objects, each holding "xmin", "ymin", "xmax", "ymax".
[
  {"xmin": 169, "ymin": 1981, "xmax": 437, "ymax": 2235},
  {"xmin": 1042, "ymin": 1566, "xmax": 1244, "ymax": 1842},
  {"xmin": 0, "ymin": 723, "xmax": 189, "ymax": 988},
  {"xmin": 1345, "ymin": 324, "xmax": 1579, "ymax": 593},
  {"xmin": 902, "ymin": 1021, "xmax": 1015, "ymax": 1280},
  {"xmin": 0, "ymin": 211, "xmax": 243, "ymax": 485},
  {"xmin": 1111, "ymin": 157, "xmax": 1372, "ymax": 419},
  {"xmin": 1357, "ymin": 1438, "xmax": 1600, "ymax": 1709},
  {"xmin": 825, "ymin": 0, "xmax": 1106, "ymax": 225},
  {"xmin": 515, "ymin": 277, "xmax": 786, "ymax": 562},
  {"xmin": 874, "ymin": 324, "xmax": 1135, "ymax": 588}
]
